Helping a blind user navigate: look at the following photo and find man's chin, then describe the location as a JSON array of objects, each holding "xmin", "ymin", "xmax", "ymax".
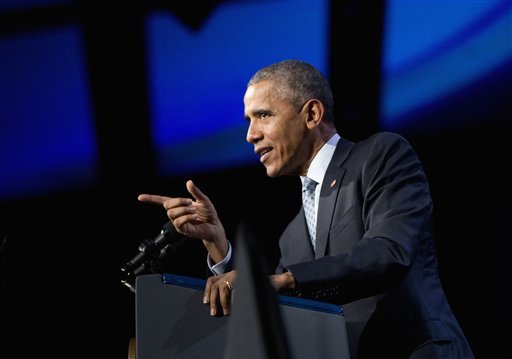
[{"xmin": 264, "ymin": 166, "xmax": 279, "ymax": 178}]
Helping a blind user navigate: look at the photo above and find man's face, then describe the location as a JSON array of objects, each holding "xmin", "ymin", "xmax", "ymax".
[{"xmin": 244, "ymin": 80, "xmax": 310, "ymax": 177}]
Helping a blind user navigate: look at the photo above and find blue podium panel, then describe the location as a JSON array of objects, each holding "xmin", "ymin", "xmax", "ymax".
[{"xmin": 135, "ymin": 273, "xmax": 350, "ymax": 359}]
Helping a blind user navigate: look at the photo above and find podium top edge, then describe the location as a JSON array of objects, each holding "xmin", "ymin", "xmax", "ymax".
[{"xmin": 161, "ymin": 273, "xmax": 343, "ymax": 316}]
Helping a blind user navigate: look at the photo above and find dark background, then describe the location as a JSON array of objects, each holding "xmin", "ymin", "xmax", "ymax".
[{"xmin": 0, "ymin": 1, "xmax": 509, "ymax": 358}]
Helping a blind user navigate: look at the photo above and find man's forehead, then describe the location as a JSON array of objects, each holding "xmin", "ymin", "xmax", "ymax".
[{"xmin": 246, "ymin": 80, "xmax": 286, "ymax": 104}]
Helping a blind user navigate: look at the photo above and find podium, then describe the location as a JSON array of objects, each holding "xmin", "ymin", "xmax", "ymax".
[{"xmin": 135, "ymin": 273, "xmax": 350, "ymax": 358}]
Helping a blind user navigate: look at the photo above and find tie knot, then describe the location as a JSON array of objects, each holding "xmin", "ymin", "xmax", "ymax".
[{"xmin": 302, "ymin": 177, "xmax": 317, "ymax": 192}]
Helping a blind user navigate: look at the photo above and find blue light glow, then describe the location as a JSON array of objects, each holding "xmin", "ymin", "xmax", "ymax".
[
  {"xmin": 0, "ymin": 0, "xmax": 72, "ymax": 12},
  {"xmin": 146, "ymin": 0, "xmax": 329, "ymax": 176},
  {"xmin": 0, "ymin": 27, "xmax": 97, "ymax": 199},
  {"xmin": 381, "ymin": 0, "xmax": 512, "ymax": 129}
]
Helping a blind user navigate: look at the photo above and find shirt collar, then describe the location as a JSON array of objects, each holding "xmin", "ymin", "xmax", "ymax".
[{"xmin": 301, "ymin": 133, "xmax": 341, "ymax": 187}]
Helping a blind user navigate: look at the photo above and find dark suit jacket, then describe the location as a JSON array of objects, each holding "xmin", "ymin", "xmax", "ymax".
[{"xmin": 277, "ymin": 132, "xmax": 474, "ymax": 358}]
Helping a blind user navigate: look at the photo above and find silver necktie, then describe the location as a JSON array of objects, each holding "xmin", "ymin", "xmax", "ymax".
[{"xmin": 302, "ymin": 177, "xmax": 318, "ymax": 250}]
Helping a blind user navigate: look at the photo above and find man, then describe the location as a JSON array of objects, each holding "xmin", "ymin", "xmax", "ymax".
[{"xmin": 138, "ymin": 60, "xmax": 474, "ymax": 358}]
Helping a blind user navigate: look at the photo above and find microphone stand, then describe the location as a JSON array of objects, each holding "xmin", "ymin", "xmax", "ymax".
[
  {"xmin": 121, "ymin": 221, "xmax": 186, "ymax": 292},
  {"xmin": 121, "ymin": 238, "xmax": 161, "ymax": 292}
]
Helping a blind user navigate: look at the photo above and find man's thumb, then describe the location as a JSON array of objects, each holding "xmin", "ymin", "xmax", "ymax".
[{"xmin": 186, "ymin": 180, "xmax": 207, "ymax": 201}]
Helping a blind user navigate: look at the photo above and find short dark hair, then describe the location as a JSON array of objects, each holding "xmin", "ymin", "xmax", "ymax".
[{"xmin": 248, "ymin": 60, "xmax": 334, "ymax": 123}]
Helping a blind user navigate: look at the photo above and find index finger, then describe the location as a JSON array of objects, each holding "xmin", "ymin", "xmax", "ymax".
[
  {"xmin": 203, "ymin": 275, "xmax": 217, "ymax": 305},
  {"xmin": 137, "ymin": 194, "xmax": 170, "ymax": 206}
]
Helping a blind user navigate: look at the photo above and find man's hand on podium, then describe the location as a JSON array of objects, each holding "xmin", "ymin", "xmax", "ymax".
[
  {"xmin": 204, "ymin": 270, "xmax": 237, "ymax": 316},
  {"xmin": 202, "ymin": 270, "xmax": 297, "ymax": 317}
]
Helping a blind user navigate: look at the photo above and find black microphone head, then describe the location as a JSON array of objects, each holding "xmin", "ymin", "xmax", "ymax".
[
  {"xmin": 162, "ymin": 220, "xmax": 176, "ymax": 233},
  {"xmin": 121, "ymin": 221, "xmax": 187, "ymax": 285},
  {"xmin": 154, "ymin": 220, "xmax": 183, "ymax": 249}
]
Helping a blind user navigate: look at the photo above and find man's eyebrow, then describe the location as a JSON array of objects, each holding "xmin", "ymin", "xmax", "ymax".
[
  {"xmin": 244, "ymin": 108, "xmax": 273, "ymax": 121},
  {"xmin": 254, "ymin": 108, "xmax": 273, "ymax": 116}
]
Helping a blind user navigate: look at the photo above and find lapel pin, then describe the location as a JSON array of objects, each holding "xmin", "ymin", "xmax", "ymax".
[{"xmin": 330, "ymin": 179, "xmax": 337, "ymax": 188}]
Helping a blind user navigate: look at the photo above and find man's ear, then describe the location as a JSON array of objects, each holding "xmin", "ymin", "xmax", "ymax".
[{"xmin": 304, "ymin": 99, "xmax": 324, "ymax": 129}]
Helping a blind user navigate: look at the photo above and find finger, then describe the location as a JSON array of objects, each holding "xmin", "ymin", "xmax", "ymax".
[
  {"xmin": 162, "ymin": 197, "xmax": 193, "ymax": 212},
  {"xmin": 137, "ymin": 194, "xmax": 169, "ymax": 205},
  {"xmin": 167, "ymin": 213, "xmax": 197, "ymax": 235},
  {"xmin": 203, "ymin": 275, "xmax": 218, "ymax": 305},
  {"xmin": 209, "ymin": 283, "xmax": 220, "ymax": 316},
  {"xmin": 186, "ymin": 180, "xmax": 209, "ymax": 202},
  {"xmin": 219, "ymin": 284, "xmax": 231, "ymax": 315},
  {"xmin": 167, "ymin": 205, "xmax": 196, "ymax": 221}
]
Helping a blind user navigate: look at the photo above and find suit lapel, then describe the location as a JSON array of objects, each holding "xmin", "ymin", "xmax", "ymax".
[{"xmin": 315, "ymin": 138, "xmax": 354, "ymax": 259}]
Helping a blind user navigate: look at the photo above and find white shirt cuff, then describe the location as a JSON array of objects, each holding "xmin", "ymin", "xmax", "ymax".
[{"xmin": 207, "ymin": 241, "xmax": 232, "ymax": 275}]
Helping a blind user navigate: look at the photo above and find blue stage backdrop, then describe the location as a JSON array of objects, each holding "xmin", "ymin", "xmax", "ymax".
[
  {"xmin": 0, "ymin": 0, "xmax": 510, "ymax": 200},
  {"xmin": 145, "ymin": 0, "xmax": 329, "ymax": 177},
  {"xmin": 380, "ymin": 0, "xmax": 511, "ymax": 131},
  {"xmin": 0, "ymin": 25, "xmax": 97, "ymax": 200}
]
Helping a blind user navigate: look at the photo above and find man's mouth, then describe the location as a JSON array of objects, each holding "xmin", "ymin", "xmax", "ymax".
[{"xmin": 257, "ymin": 147, "xmax": 272, "ymax": 163}]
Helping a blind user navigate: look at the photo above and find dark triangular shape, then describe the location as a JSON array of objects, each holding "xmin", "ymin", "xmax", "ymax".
[{"xmin": 222, "ymin": 222, "xmax": 291, "ymax": 359}]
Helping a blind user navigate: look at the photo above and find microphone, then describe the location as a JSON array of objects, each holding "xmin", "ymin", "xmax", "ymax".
[{"xmin": 121, "ymin": 221, "xmax": 186, "ymax": 291}]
